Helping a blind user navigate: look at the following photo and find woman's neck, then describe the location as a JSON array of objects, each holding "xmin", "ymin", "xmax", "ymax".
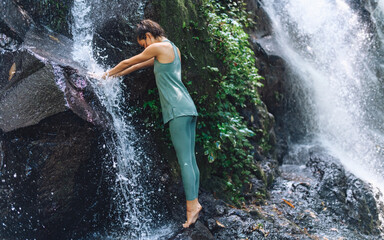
[{"xmin": 156, "ymin": 36, "xmax": 167, "ymax": 43}]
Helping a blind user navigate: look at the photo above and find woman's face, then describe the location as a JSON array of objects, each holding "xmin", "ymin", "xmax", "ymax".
[
  {"xmin": 137, "ymin": 33, "xmax": 154, "ymax": 49},
  {"xmin": 137, "ymin": 37, "xmax": 148, "ymax": 49}
]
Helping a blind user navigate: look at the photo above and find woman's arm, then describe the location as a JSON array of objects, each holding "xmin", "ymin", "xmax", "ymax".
[
  {"xmin": 115, "ymin": 58, "xmax": 154, "ymax": 77},
  {"xmin": 104, "ymin": 44, "xmax": 159, "ymax": 78}
]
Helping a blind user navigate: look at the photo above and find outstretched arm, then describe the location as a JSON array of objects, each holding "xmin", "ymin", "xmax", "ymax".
[
  {"xmin": 115, "ymin": 58, "xmax": 154, "ymax": 77},
  {"xmin": 104, "ymin": 44, "xmax": 159, "ymax": 78}
]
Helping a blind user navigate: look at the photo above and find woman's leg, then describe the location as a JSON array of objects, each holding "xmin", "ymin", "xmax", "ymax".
[
  {"xmin": 169, "ymin": 116, "xmax": 197, "ymax": 200},
  {"xmin": 190, "ymin": 117, "xmax": 200, "ymax": 197},
  {"xmin": 169, "ymin": 116, "xmax": 201, "ymax": 227}
]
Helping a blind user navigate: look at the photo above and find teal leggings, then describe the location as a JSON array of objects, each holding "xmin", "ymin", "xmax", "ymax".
[{"xmin": 169, "ymin": 116, "xmax": 200, "ymax": 201}]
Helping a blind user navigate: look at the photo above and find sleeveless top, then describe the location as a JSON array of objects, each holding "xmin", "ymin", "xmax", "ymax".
[{"xmin": 154, "ymin": 39, "xmax": 198, "ymax": 124}]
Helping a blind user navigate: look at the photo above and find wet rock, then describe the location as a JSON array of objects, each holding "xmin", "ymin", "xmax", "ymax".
[
  {"xmin": 261, "ymin": 163, "xmax": 383, "ymax": 239},
  {"xmin": 171, "ymin": 221, "xmax": 214, "ymax": 240},
  {"xmin": 307, "ymin": 149, "xmax": 381, "ymax": 234},
  {"xmin": 245, "ymin": 1, "xmax": 291, "ymax": 163},
  {"xmin": 0, "ymin": 23, "xmax": 22, "ymax": 51},
  {"xmin": 215, "ymin": 204, "xmax": 226, "ymax": 216},
  {"xmin": 0, "ymin": 50, "xmax": 66, "ymax": 132},
  {"xmin": 0, "ymin": 0, "xmax": 34, "ymax": 41},
  {"xmin": 1, "ymin": 0, "xmax": 108, "ymax": 132},
  {"xmin": 263, "ymin": 145, "xmax": 383, "ymax": 239},
  {"xmin": 246, "ymin": 0, "xmax": 273, "ymax": 38},
  {"xmin": 0, "ymin": 49, "xmax": 107, "ymax": 132},
  {"xmin": 0, "ymin": 111, "xmax": 110, "ymax": 240},
  {"xmin": 167, "ymin": 191, "xmax": 308, "ymax": 240},
  {"xmin": 246, "ymin": 0, "xmax": 286, "ymax": 117},
  {"xmin": 0, "ymin": 2, "xmax": 112, "ymax": 239},
  {"xmin": 13, "ymin": 0, "xmax": 73, "ymax": 37}
]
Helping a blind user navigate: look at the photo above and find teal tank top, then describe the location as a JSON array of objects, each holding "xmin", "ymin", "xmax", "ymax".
[{"xmin": 154, "ymin": 40, "xmax": 198, "ymax": 124}]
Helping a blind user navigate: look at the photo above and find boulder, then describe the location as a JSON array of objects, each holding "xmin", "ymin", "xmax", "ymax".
[
  {"xmin": 0, "ymin": 0, "xmax": 34, "ymax": 41},
  {"xmin": 0, "ymin": 48, "xmax": 107, "ymax": 132},
  {"xmin": 169, "ymin": 221, "xmax": 214, "ymax": 240},
  {"xmin": 0, "ymin": 49, "xmax": 66, "ymax": 132},
  {"xmin": 269, "ymin": 145, "xmax": 383, "ymax": 238},
  {"xmin": 0, "ymin": 2, "xmax": 112, "ymax": 239},
  {"xmin": 0, "ymin": 111, "xmax": 111, "ymax": 240},
  {"xmin": 0, "ymin": 0, "xmax": 108, "ymax": 132},
  {"xmin": 307, "ymin": 148, "xmax": 381, "ymax": 234}
]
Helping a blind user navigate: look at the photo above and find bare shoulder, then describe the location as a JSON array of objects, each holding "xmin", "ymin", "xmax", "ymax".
[{"xmin": 150, "ymin": 41, "xmax": 171, "ymax": 48}]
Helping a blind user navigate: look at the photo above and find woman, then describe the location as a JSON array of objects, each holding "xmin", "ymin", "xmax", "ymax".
[{"xmin": 102, "ymin": 19, "xmax": 202, "ymax": 228}]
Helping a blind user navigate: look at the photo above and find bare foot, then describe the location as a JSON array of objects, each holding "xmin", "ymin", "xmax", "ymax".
[{"xmin": 183, "ymin": 199, "xmax": 202, "ymax": 228}]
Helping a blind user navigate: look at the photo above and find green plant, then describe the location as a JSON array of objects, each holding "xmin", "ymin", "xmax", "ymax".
[{"xmin": 192, "ymin": 0, "xmax": 265, "ymax": 204}]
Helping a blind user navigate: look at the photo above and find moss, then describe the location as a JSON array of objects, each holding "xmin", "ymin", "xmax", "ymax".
[{"xmin": 254, "ymin": 163, "xmax": 267, "ymax": 184}]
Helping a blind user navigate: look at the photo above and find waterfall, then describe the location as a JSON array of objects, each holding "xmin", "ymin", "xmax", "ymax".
[
  {"xmin": 71, "ymin": 0, "xmax": 171, "ymax": 238},
  {"xmin": 261, "ymin": 0, "xmax": 384, "ymax": 191}
]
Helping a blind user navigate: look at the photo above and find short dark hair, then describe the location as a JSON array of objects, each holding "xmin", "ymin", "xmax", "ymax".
[{"xmin": 136, "ymin": 19, "xmax": 166, "ymax": 40}]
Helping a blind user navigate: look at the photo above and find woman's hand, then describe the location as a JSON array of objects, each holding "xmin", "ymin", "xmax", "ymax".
[
  {"xmin": 87, "ymin": 72, "xmax": 107, "ymax": 80},
  {"xmin": 101, "ymin": 72, "xmax": 108, "ymax": 79}
]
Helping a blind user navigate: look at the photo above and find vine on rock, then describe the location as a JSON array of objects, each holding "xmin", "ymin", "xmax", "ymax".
[{"xmin": 195, "ymin": 0, "xmax": 265, "ymax": 204}]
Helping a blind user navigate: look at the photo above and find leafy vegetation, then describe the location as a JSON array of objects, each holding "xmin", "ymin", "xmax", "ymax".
[{"xmin": 194, "ymin": 0, "xmax": 266, "ymax": 203}]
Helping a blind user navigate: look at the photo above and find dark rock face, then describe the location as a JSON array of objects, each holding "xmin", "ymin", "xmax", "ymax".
[
  {"xmin": 165, "ymin": 150, "xmax": 384, "ymax": 240},
  {"xmin": 73, "ymin": 0, "xmax": 153, "ymax": 104},
  {"xmin": 307, "ymin": 149, "xmax": 381, "ymax": 235},
  {"xmin": 0, "ymin": 1, "xmax": 111, "ymax": 239},
  {"xmin": 167, "ymin": 191, "xmax": 313, "ymax": 240},
  {"xmin": 13, "ymin": 0, "xmax": 74, "ymax": 37},
  {"xmin": 0, "ymin": 48, "xmax": 107, "ymax": 132},
  {"xmin": 0, "ymin": 50, "xmax": 66, "ymax": 132},
  {"xmin": 267, "ymin": 146, "xmax": 383, "ymax": 239},
  {"xmin": 170, "ymin": 221, "xmax": 214, "ymax": 240},
  {"xmin": 0, "ymin": 111, "xmax": 110, "ymax": 240},
  {"xmin": 245, "ymin": 0, "xmax": 292, "ymax": 164},
  {"xmin": 93, "ymin": 12, "xmax": 156, "ymax": 103},
  {"xmin": 0, "ymin": 0, "xmax": 34, "ymax": 41},
  {"xmin": 1, "ymin": 0, "xmax": 107, "ymax": 132},
  {"xmin": 246, "ymin": 0, "xmax": 284, "ymax": 116}
]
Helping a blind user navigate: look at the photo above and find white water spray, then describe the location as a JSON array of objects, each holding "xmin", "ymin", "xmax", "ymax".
[
  {"xmin": 262, "ymin": 0, "xmax": 384, "ymax": 191},
  {"xmin": 71, "ymin": 0, "xmax": 168, "ymax": 238}
]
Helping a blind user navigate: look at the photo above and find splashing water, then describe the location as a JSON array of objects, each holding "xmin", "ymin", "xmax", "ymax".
[
  {"xmin": 71, "ymin": 0, "xmax": 102, "ymax": 72},
  {"xmin": 262, "ymin": 0, "xmax": 384, "ymax": 191},
  {"xmin": 71, "ymin": 0, "xmax": 171, "ymax": 238}
]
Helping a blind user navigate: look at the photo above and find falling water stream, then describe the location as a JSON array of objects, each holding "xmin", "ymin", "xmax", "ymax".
[
  {"xmin": 261, "ymin": 0, "xmax": 384, "ymax": 191},
  {"xmin": 71, "ymin": 0, "xmax": 172, "ymax": 238}
]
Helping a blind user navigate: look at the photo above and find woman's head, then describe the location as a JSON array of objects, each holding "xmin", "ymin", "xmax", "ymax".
[{"xmin": 136, "ymin": 19, "xmax": 166, "ymax": 41}]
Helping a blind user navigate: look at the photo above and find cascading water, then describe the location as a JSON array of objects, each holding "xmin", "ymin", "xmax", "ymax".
[
  {"xmin": 261, "ymin": 0, "xmax": 384, "ymax": 191},
  {"xmin": 71, "ymin": 0, "xmax": 171, "ymax": 238},
  {"xmin": 368, "ymin": 0, "xmax": 384, "ymax": 52}
]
